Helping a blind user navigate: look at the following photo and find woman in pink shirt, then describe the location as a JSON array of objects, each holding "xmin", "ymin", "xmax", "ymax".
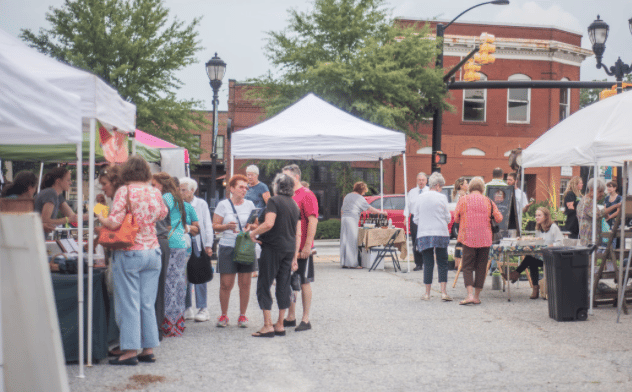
[
  {"xmin": 99, "ymin": 156, "xmax": 168, "ymax": 365},
  {"xmin": 453, "ymin": 177, "xmax": 502, "ymax": 305}
]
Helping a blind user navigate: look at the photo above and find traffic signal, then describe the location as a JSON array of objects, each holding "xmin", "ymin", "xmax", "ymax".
[
  {"xmin": 463, "ymin": 59, "xmax": 481, "ymax": 81},
  {"xmin": 434, "ymin": 151, "xmax": 447, "ymax": 165},
  {"xmin": 475, "ymin": 33, "xmax": 496, "ymax": 65}
]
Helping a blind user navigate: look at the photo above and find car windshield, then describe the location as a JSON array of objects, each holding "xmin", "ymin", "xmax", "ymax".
[{"xmin": 370, "ymin": 197, "xmax": 404, "ymax": 210}]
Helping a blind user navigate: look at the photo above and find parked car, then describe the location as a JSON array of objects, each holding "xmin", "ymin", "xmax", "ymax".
[{"xmin": 360, "ymin": 193, "xmax": 456, "ymax": 238}]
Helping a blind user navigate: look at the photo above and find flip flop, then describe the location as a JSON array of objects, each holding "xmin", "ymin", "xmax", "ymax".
[
  {"xmin": 472, "ymin": 301, "xmax": 482, "ymax": 305},
  {"xmin": 459, "ymin": 299, "xmax": 476, "ymax": 306},
  {"xmin": 252, "ymin": 331, "xmax": 275, "ymax": 338},
  {"xmin": 355, "ymin": 266, "xmax": 364, "ymax": 269},
  {"xmin": 138, "ymin": 354, "xmax": 156, "ymax": 363},
  {"xmin": 274, "ymin": 330, "xmax": 286, "ymax": 336}
]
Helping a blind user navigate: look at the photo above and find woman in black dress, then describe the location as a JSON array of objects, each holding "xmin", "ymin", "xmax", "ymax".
[{"xmin": 563, "ymin": 176, "xmax": 583, "ymax": 239}]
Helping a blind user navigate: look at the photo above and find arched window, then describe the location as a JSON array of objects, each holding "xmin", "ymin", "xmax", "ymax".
[
  {"xmin": 462, "ymin": 148, "xmax": 486, "ymax": 156},
  {"xmin": 507, "ymin": 74, "xmax": 531, "ymax": 123},
  {"xmin": 559, "ymin": 77, "xmax": 570, "ymax": 121},
  {"xmin": 463, "ymin": 73, "xmax": 487, "ymax": 122}
]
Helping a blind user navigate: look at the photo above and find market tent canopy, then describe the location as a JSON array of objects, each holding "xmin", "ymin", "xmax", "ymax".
[
  {"xmin": 0, "ymin": 49, "xmax": 81, "ymax": 144},
  {"xmin": 231, "ymin": 93, "xmax": 406, "ymax": 161},
  {"xmin": 134, "ymin": 129, "xmax": 189, "ymax": 164},
  {"xmin": 522, "ymin": 89, "xmax": 632, "ymax": 168},
  {"xmin": 0, "ymin": 133, "xmax": 105, "ymax": 162},
  {"xmin": 0, "ymin": 28, "xmax": 135, "ymax": 133}
]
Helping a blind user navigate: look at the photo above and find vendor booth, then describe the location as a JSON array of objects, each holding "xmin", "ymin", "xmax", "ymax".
[
  {"xmin": 0, "ymin": 27, "xmax": 136, "ymax": 376},
  {"xmin": 522, "ymin": 89, "xmax": 632, "ymax": 320},
  {"xmin": 231, "ymin": 93, "xmax": 414, "ymax": 270}
]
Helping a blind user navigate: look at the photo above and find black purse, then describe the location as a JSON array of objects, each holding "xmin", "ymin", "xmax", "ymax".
[
  {"xmin": 290, "ymin": 271, "xmax": 302, "ymax": 292},
  {"xmin": 187, "ymin": 237, "xmax": 214, "ymax": 284}
]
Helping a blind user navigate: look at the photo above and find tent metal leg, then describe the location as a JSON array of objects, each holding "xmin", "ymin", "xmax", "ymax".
[
  {"xmin": 617, "ymin": 162, "xmax": 629, "ymax": 322},
  {"xmin": 589, "ymin": 162, "xmax": 598, "ymax": 316},
  {"xmin": 76, "ymin": 142, "xmax": 85, "ymax": 378},
  {"xmin": 380, "ymin": 158, "xmax": 384, "ymax": 211},
  {"xmin": 87, "ymin": 119, "xmax": 96, "ymax": 366},
  {"xmin": 402, "ymin": 152, "xmax": 410, "ymax": 273}
]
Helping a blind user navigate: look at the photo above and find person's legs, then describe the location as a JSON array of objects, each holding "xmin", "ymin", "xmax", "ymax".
[
  {"xmin": 473, "ymin": 247, "xmax": 490, "ymax": 302},
  {"xmin": 256, "ymin": 246, "xmax": 275, "ymax": 311},
  {"xmin": 460, "ymin": 245, "xmax": 477, "ymax": 303},
  {"xmin": 195, "ymin": 283, "xmax": 207, "ymax": 309},
  {"xmin": 300, "ymin": 283, "xmax": 312, "ymax": 323},
  {"xmin": 219, "ymin": 273, "xmax": 236, "ymax": 316},
  {"xmin": 154, "ymin": 238, "xmax": 169, "ymax": 341},
  {"xmin": 237, "ymin": 272, "xmax": 252, "ymax": 316},
  {"xmin": 139, "ymin": 248, "xmax": 161, "ymax": 355},
  {"xmin": 112, "ymin": 250, "xmax": 141, "ymax": 360},
  {"xmin": 298, "ymin": 256, "xmax": 314, "ymax": 323},
  {"xmin": 436, "ymin": 247, "xmax": 449, "ymax": 283},
  {"xmin": 410, "ymin": 216, "xmax": 423, "ymax": 269},
  {"xmin": 421, "ymin": 247, "xmax": 434, "ymax": 295}
]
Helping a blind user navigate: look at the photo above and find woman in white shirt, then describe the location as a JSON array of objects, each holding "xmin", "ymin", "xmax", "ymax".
[
  {"xmin": 506, "ymin": 207, "xmax": 563, "ymax": 299},
  {"xmin": 413, "ymin": 172, "xmax": 452, "ymax": 301}
]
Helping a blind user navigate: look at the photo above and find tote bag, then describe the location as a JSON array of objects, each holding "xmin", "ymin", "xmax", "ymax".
[
  {"xmin": 98, "ymin": 186, "xmax": 139, "ymax": 249},
  {"xmin": 187, "ymin": 239, "xmax": 213, "ymax": 284},
  {"xmin": 229, "ymin": 199, "xmax": 256, "ymax": 265}
]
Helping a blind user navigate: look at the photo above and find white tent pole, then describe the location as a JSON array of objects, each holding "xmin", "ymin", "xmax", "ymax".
[
  {"xmin": 37, "ymin": 161, "xmax": 44, "ymax": 193},
  {"xmin": 617, "ymin": 161, "xmax": 628, "ymax": 322},
  {"xmin": 0, "ymin": 242, "xmax": 4, "ymax": 391},
  {"xmin": 589, "ymin": 162, "xmax": 598, "ymax": 316},
  {"xmin": 520, "ymin": 165, "xmax": 525, "ymax": 234},
  {"xmin": 76, "ymin": 142, "xmax": 85, "ymax": 378},
  {"xmin": 230, "ymin": 154, "xmax": 234, "ymax": 178},
  {"xmin": 86, "ymin": 119, "xmax": 96, "ymax": 366},
  {"xmin": 379, "ymin": 158, "xmax": 384, "ymax": 211},
  {"xmin": 402, "ymin": 152, "xmax": 410, "ymax": 273},
  {"xmin": 131, "ymin": 131, "xmax": 137, "ymax": 155}
]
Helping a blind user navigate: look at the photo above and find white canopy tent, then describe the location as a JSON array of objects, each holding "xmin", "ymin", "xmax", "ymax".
[
  {"xmin": 0, "ymin": 28, "xmax": 136, "ymax": 374},
  {"xmin": 1, "ymin": 48, "xmax": 80, "ymax": 392},
  {"xmin": 231, "ymin": 93, "xmax": 413, "ymax": 269},
  {"xmin": 522, "ymin": 89, "xmax": 632, "ymax": 320}
]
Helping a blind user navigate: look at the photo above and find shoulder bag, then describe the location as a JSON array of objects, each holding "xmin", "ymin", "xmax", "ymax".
[
  {"xmin": 229, "ymin": 199, "xmax": 256, "ymax": 265},
  {"xmin": 488, "ymin": 198, "xmax": 502, "ymax": 244},
  {"xmin": 187, "ymin": 235, "xmax": 214, "ymax": 284},
  {"xmin": 98, "ymin": 186, "xmax": 139, "ymax": 249}
]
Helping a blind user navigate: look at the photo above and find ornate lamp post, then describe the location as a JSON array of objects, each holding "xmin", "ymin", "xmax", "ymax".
[
  {"xmin": 431, "ymin": 0, "xmax": 509, "ymax": 173},
  {"xmin": 588, "ymin": 15, "xmax": 632, "ymax": 94},
  {"xmin": 205, "ymin": 53, "xmax": 226, "ymax": 207}
]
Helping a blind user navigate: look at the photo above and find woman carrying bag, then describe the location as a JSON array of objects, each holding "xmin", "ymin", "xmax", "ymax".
[{"xmin": 212, "ymin": 174, "xmax": 258, "ymax": 328}]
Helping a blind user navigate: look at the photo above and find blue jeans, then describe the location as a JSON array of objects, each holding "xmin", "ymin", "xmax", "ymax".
[
  {"xmin": 112, "ymin": 248, "xmax": 162, "ymax": 350},
  {"xmin": 185, "ymin": 282, "xmax": 207, "ymax": 309},
  {"xmin": 421, "ymin": 247, "xmax": 448, "ymax": 285}
]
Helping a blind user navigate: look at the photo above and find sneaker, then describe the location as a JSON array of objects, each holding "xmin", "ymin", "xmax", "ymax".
[
  {"xmin": 184, "ymin": 307, "xmax": 197, "ymax": 320},
  {"xmin": 421, "ymin": 293, "xmax": 431, "ymax": 301},
  {"xmin": 195, "ymin": 308, "xmax": 210, "ymax": 322},
  {"xmin": 441, "ymin": 293, "xmax": 453, "ymax": 302},
  {"xmin": 237, "ymin": 315, "xmax": 249, "ymax": 328},
  {"xmin": 216, "ymin": 315, "xmax": 229, "ymax": 328}
]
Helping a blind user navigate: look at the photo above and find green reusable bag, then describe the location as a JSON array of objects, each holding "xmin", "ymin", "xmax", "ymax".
[{"xmin": 233, "ymin": 231, "xmax": 255, "ymax": 265}]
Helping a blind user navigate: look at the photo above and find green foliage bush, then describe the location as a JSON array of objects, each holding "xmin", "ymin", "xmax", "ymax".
[{"xmin": 315, "ymin": 219, "xmax": 341, "ymax": 240}]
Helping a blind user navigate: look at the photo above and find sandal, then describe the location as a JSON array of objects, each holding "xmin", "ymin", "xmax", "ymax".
[
  {"xmin": 252, "ymin": 330, "xmax": 275, "ymax": 338},
  {"xmin": 459, "ymin": 299, "xmax": 475, "ymax": 305}
]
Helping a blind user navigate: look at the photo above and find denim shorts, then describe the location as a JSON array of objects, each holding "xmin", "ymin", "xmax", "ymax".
[{"xmin": 216, "ymin": 245, "xmax": 255, "ymax": 274}]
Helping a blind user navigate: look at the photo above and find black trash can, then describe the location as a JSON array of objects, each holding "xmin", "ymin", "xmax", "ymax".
[{"xmin": 542, "ymin": 247, "xmax": 591, "ymax": 322}]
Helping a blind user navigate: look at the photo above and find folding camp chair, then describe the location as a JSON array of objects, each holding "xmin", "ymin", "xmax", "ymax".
[{"xmin": 369, "ymin": 231, "xmax": 401, "ymax": 272}]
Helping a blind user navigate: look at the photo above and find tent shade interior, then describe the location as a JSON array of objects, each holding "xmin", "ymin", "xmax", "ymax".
[
  {"xmin": 231, "ymin": 93, "xmax": 406, "ymax": 161},
  {"xmin": 0, "ymin": 132, "xmax": 105, "ymax": 162}
]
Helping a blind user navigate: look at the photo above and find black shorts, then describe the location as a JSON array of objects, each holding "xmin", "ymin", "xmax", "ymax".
[
  {"xmin": 296, "ymin": 255, "xmax": 314, "ymax": 284},
  {"xmin": 217, "ymin": 245, "xmax": 255, "ymax": 274}
]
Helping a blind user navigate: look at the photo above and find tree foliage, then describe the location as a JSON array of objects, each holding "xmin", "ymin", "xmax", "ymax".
[
  {"xmin": 580, "ymin": 74, "xmax": 632, "ymax": 109},
  {"xmin": 248, "ymin": 0, "xmax": 447, "ymax": 141},
  {"xmin": 20, "ymin": 0, "xmax": 208, "ymax": 160}
]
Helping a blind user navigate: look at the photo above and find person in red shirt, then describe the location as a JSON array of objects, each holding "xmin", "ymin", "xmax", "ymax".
[{"xmin": 282, "ymin": 164, "xmax": 318, "ymax": 332}]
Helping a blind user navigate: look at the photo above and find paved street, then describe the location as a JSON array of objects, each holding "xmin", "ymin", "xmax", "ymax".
[{"xmin": 67, "ymin": 247, "xmax": 632, "ymax": 391}]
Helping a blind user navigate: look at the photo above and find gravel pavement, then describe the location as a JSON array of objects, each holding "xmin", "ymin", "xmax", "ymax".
[{"xmin": 67, "ymin": 254, "xmax": 632, "ymax": 391}]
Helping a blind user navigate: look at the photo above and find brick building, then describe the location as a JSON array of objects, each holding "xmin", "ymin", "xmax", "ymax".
[{"xmin": 221, "ymin": 20, "xmax": 593, "ymax": 218}]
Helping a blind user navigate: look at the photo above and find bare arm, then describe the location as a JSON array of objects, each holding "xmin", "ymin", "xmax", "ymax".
[
  {"xmin": 293, "ymin": 221, "xmax": 301, "ymax": 271},
  {"xmin": 41, "ymin": 203, "xmax": 70, "ymax": 227},
  {"xmin": 213, "ymin": 213, "xmax": 237, "ymax": 233},
  {"xmin": 367, "ymin": 206, "xmax": 386, "ymax": 215},
  {"xmin": 300, "ymin": 215, "xmax": 318, "ymax": 259},
  {"xmin": 262, "ymin": 191, "xmax": 271, "ymax": 204},
  {"xmin": 249, "ymin": 212, "xmax": 276, "ymax": 243}
]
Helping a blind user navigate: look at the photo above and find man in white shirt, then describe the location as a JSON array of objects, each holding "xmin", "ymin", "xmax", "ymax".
[
  {"xmin": 507, "ymin": 172, "xmax": 533, "ymax": 228},
  {"xmin": 180, "ymin": 177, "xmax": 215, "ymax": 322},
  {"xmin": 407, "ymin": 172, "xmax": 428, "ymax": 271},
  {"xmin": 485, "ymin": 167, "xmax": 507, "ymax": 194}
]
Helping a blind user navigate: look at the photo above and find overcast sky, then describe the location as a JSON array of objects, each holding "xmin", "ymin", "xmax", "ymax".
[{"xmin": 2, "ymin": 0, "xmax": 632, "ymax": 111}]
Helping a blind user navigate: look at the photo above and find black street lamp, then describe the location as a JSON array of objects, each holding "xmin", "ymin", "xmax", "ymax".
[
  {"xmin": 205, "ymin": 53, "xmax": 226, "ymax": 207},
  {"xmin": 588, "ymin": 15, "xmax": 632, "ymax": 94},
  {"xmin": 431, "ymin": 0, "xmax": 509, "ymax": 173}
]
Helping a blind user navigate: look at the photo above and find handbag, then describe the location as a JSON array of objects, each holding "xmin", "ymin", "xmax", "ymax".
[
  {"xmin": 229, "ymin": 199, "xmax": 256, "ymax": 265},
  {"xmin": 98, "ymin": 186, "xmax": 139, "ymax": 249},
  {"xmin": 488, "ymin": 198, "xmax": 502, "ymax": 244},
  {"xmin": 187, "ymin": 237, "xmax": 214, "ymax": 284},
  {"xmin": 290, "ymin": 271, "xmax": 302, "ymax": 291}
]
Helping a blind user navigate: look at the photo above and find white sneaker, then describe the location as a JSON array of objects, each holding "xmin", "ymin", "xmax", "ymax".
[
  {"xmin": 195, "ymin": 308, "xmax": 210, "ymax": 322},
  {"xmin": 184, "ymin": 307, "xmax": 197, "ymax": 320}
]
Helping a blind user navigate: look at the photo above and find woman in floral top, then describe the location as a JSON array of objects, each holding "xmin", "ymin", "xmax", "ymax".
[
  {"xmin": 577, "ymin": 178, "xmax": 620, "ymax": 246},
  {"xmin": 99, "ymin": 156, "xmax": 168, "ymax": 366},
  {"xmin": 453, "ymin": 177, "xmax": 502, "ymax": 305}
]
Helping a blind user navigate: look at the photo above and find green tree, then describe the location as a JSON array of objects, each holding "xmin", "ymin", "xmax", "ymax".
[
  {"xmin": 249, "ymin": 0, "xmax": 447, "ymax": 141},
  {"xmin": 20, "ymin": 0, "xmax": 208, "ymax": 160},
  {"xmin": 580, "ymin": 74, "xmax": 632, "ymax": 109}
]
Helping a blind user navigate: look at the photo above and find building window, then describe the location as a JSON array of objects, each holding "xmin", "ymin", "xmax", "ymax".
[
  {"xmin": 559, "ymin": 179, "xmax": 569, "ymax": 208},
  {"xmin": 215, "ymin": 135, "xmax": 224, "ymax": 160},
  {"xmin": 507, "ymin": 74, "xmax": 531, "ymax": 123},
  {"xmin": 463, "ymin": 73, "xmax": 487, "ymax": 122},
  {"xmin": 559, "ymin": 78, "xmax": 570, "ymax": 121},
  {"xmin": 461, "ymin": 148, "xmax": 486, "ymax": 156}
]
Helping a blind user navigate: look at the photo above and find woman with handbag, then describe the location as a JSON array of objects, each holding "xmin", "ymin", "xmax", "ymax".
[
  {"xmin": 212, "ymin": 174, "xmax": 257, "ymax": 328},
  {"xmin": 453, "ymin": 177, "xmax": 502, "ymax": 306},
  {"xmin": 98, "ymin": 156, "xmax": 168, "ymax": 365},
  {"xmin": 152, "ymin": 172, "xmax": 199, "ymax": 337},
  {"xmin": 249, "ymin": 173, "xmax": 300, "ymax": 337}
]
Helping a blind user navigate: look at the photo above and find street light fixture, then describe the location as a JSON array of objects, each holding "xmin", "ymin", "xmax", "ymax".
[
  {"xmin": 205, "ymin": 52, "xmax": 226, "ymax": 207},
  {"xmin": 431, "ymin": 0, "xmax": 509, "ymax": 173},
  {"xmin": 588, "ymin": 15, "xmax": 632, "ymax": 94}
]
